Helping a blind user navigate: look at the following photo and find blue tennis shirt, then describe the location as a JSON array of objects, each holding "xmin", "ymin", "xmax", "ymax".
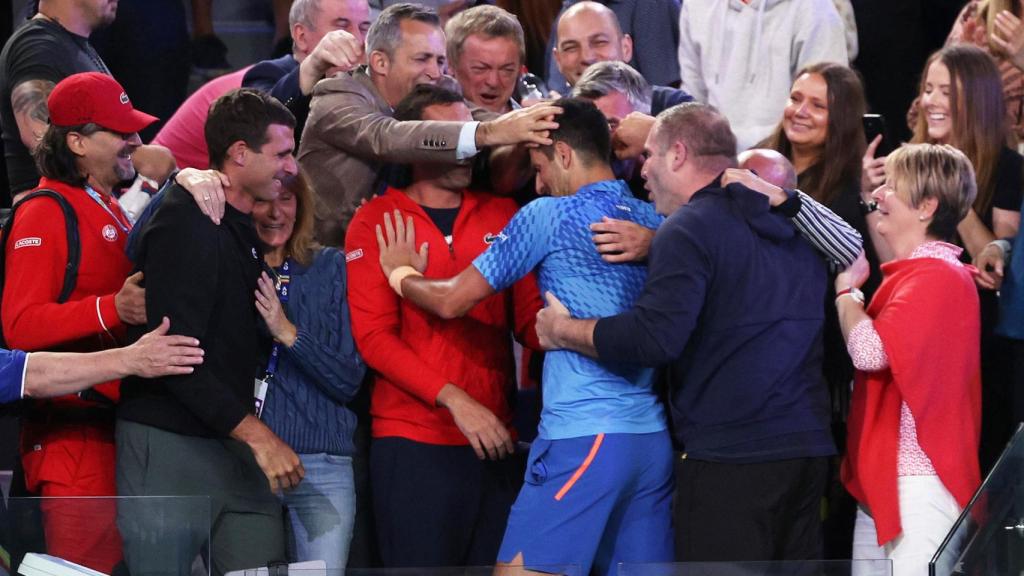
[{"xmin": 473, "ymin": 179, "xmax": 667, "ymax": 439}]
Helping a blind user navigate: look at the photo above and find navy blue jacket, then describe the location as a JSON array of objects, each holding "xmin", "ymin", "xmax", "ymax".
[
  {"xmin": 261, "ymin": 247, "xmax": 365, "ymax": 456},
  {"xmin": 242, "ymin": 55, "xmax": 310, "ymax": 144},
  {"xmin": 594, "ymin": 180, "xmax": 835, "ymax": 462},
  {"xmin": 651, "ymin": 85, "xmax": 693, "ymax": 115}
]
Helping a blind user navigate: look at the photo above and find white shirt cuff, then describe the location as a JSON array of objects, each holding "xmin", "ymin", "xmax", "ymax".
[
  {"xmin": 20, "ymin": 352, "xmax": 29, "ymax": 399},
  {"xmin": 457, "ymin": 121, "xmax": 481, "ymax": 161}
]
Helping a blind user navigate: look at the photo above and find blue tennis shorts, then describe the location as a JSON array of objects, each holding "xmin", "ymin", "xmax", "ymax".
[{"xmin": 496, "ymin": 431, "xmax": 674, "ymax": 576}]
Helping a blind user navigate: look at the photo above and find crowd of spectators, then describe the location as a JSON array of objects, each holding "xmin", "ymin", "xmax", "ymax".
[{"xmin": 0, "ymin": 1, "xmax": 1021, "ymax": 576}]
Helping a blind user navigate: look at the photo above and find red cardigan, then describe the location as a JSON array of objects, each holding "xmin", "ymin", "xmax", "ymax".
[
  {"xmin": 842, "ymin": 257, "xmax": 981, "ymax": 545},
  {"xmin": 345, "ymin": 187, "xmax": 542, "ymax": 445}
]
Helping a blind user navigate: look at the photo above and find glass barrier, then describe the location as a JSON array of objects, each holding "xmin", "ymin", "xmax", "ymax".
[
  {"xmin": 1, "ymin": 495, "xmax": 211, "ymax": 576},
  {"xmin": 931, "ymin": 423, "xmax": 1024, "ymax": 576},
  {"xmin": 617, "ymin": 560, "xmax": 892, "ymax": 576},
  {"xmin": 229, "ymin": 566, "xmax": 579, "ymax": 576}
]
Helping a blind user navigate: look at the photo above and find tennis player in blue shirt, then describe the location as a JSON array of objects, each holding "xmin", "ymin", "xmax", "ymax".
[{"xmin": 375, "ymin": 98, "xmax": 672, "ymax": 576}]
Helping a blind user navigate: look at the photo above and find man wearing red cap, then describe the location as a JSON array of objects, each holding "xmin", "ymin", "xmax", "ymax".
[{"xmin": 1, "ymin": 71, "xmax": 160, "ymax": 573}]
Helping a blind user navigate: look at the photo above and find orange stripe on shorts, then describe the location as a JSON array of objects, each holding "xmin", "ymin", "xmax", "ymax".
[{"xmin": 554, "ymin": 433, "xmax": 605, "ymax": 501}]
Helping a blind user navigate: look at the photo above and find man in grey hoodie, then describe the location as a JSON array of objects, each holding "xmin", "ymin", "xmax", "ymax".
[{"xmin": 677, "ymin": 0, "xmax": 848, "ymax": 150}]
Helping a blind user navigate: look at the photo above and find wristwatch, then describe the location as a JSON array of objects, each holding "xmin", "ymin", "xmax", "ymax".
[{"xmin": 836, "ymin": 287, "xmax": 865, "ymax": 305}]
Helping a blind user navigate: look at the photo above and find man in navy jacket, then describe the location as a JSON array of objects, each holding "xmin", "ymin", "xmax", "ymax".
[
  {"xmin": 535, "ymin": 102, "xmax": 835, "ymax": 562},
  {"xmin": 243, "ymin": 0, "xmax": 370, "ymax": 144}
]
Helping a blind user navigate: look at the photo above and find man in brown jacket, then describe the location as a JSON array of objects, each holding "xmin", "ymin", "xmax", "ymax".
[{"xmin": 299, "ymin": 2, "xmax": 559, "ymax": 246}]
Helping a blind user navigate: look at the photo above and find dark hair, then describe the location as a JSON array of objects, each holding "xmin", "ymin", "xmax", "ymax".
[
  {"xmin": 762, "ymin": 62, "xmax": 866, "ymax": 205},
  {"xmin": 367, "ymin": 3, "xmax": 441, "ymax": 57},
  {"xmin": 911, "ymin": 45, "xmax": 1007, "ymax": 218},
  {"xmin": 393, "ymin": 84, "xmax": 465, "ymax": 121},
  {"xmin": 205, "ymin": 88, "xmax": 295, "ymax": 169},
  {"xmin": 33, "ymin": 122, "xmax": 104, "ymax": 186},
  {"xmin": 539, "ymin": 97, "xmax": 611, "ymax": 166}
]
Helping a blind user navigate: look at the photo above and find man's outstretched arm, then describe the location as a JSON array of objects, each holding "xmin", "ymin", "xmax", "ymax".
[
  {"xmin": 21, "ymin": 317, "xmax": 203, "ymax": 400},
  {"xmin": 376, "ymin": 209, "xmax": 497, "ymax": 318}
]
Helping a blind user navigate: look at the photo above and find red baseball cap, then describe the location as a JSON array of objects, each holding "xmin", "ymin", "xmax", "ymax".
[{"xmin": 47, "ymin": 72, "xmax": 158, "ymax": 133}]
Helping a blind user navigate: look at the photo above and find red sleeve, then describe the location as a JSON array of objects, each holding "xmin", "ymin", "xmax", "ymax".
[
  {"xmin": 2, "ymin": 198, "xmax": 122, "ymax": 351},
  {"xmin": 344, "ymin": 207, "xmax": 449, "ymax": 405},
  {"xmin": 872, "ymin": 264, "xmax": 979, "ymax": 418},
  {"xmin": 510, "ymin": 272, "xmax": 542, "ymax": 351}
]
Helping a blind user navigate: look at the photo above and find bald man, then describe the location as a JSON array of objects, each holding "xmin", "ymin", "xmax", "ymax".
[
  {"xmin": 546, "ymin": 1, "xmax": 686, "ymax": 112},
  {"xmin": 738, "ymin": 148, "xmax": 798, "ymax": 190}
]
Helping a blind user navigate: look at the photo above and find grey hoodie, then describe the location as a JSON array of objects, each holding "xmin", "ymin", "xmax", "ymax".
[{"xmin": 677, "ymin": 0, "xmax": 848, "ymax": 150}]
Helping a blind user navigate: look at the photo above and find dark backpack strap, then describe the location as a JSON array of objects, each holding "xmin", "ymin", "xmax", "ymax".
[{"xmin": 0, "ymin": 189, "xmax": 80, "ymax": 304}]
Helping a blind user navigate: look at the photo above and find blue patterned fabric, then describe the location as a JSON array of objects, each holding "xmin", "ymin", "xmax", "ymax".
[
  {"xmin": 473, "ymin": 180, "xmax": 667, "ymax": 439},
  {"xmin": 0, "ymin": 348, "xmax": 26, "ymax": 404}
]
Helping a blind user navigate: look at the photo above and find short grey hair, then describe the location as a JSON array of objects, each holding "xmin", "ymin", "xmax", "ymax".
[
  {"xmin": 655, "ymin": 102, "xmax": 737, "ymax": 168},
  {"xmin": 366, "ymin": 3, "xmax": 440, "ymax": 57},
  {"xmin": 445, "ymin": 5, "xmax": 525, "ymax": 68},
  {"xmin": 289, "ymin": 0, "xmax": 321, "ymax": 29},
  {"xmin": 571, "ymin": 61, "xmax": 652, "ymax": 115}
]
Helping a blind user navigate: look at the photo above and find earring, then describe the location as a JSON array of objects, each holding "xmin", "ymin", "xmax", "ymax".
[{"xmin": 918, "ymin": 215, "xmax": 926, "ymax": 221}]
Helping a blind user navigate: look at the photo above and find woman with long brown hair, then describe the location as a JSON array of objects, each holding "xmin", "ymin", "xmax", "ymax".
[
  {"xmin": 910, "ymin": 44, "xmax": 1021, "ymax": 254},
  {"xmin": 909, "ymin": 44, "xmax": 1022, "ymax": 471},
  {"xmin": 762, "ymin": 62, "xmax": 882, "ymax": 448},
  {"xmin": 935, "ymin": 0, "xmax": 1024, "ymax": 142}
]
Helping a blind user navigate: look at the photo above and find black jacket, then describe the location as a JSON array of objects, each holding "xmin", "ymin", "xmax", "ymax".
[{"xmin": 119, "ymin": 184, "xmax": 268, "ymax": 437}]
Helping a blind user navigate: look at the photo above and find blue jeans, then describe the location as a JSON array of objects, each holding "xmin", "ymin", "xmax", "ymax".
[{"xmin": 280, "ymin": 453, "xmax": 356, "ymax": 569}]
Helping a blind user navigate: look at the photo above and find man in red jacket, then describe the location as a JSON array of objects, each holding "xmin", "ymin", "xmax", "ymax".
[
  {"xmin": 345, "ymin": 84, "xmax": 542, "ymax": 568},
  {"xmin": 2, "ymin": 71, "xmax": 243, "ymax": 572},
  {"xmin": 1, "ymin": 72, "xmax": 157, "ymax": 572}
]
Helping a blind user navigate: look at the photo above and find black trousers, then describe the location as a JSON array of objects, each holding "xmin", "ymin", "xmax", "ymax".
[
  {"xmin": 674, "ymin": 455, "xmax": 829, "ymax": 562},
  {"xmin": 370, "ymin": 437, "xmax": 524, "ymax": 568}
]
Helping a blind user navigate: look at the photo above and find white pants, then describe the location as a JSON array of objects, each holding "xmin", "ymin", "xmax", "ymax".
[{"xmin": 852, "ymin": 475, "xmax": 962, "ymax": 576}]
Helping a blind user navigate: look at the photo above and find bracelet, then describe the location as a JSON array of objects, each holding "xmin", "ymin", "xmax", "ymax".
[
  {"xmin": 388, "ymin": 265, "xmax": 423, "ymax": 297},
  {"xmin": 835, "ymin": 287, "xmax": 865, "ymax": 305}
]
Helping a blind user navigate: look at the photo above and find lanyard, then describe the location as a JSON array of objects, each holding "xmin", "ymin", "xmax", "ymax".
[
  {"xmin": 264, "ymin": 258, "xmax": 292, "ymax": 379},
  {"xmin": 84, "ymin": 185, "xmax": 131, "ymax": 233}
]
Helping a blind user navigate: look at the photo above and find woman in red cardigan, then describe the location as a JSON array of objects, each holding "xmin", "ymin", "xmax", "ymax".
[{"xmin": 835, "ymin": 143, "xmax": 982, "ymax": 576}]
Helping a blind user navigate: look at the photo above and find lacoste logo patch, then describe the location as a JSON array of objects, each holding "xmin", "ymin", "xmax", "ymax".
[
  {"xmin": 346, "ymin": 248, "xmax": 364, "ymax": 262},
  {"xmin": 13, "ymin": 237, "xmax": 41, "ymax": 249},
  {"xmin": 483, "ymin": 232, "xmax": 507, "ymax": 244}
]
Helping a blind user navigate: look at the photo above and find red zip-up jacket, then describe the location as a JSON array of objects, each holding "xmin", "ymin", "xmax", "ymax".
[
  {"xmin": 3, "ymin": 177, "xmax": 131, "ymax": 403},
  {"xmin": 345, "ymin": 187, "xmax": 542, "ymax": 445}
]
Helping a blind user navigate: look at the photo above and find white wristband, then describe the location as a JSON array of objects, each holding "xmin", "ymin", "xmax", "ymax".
[{"xmin": 388, "ymin": 266, "xmax": 423, "ymax": 297}]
